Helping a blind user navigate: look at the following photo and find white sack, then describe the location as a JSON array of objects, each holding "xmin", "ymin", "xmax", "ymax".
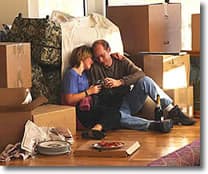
[{"xmin": 61, "ymin": 13, "xmax": 124, "ymax": 78}]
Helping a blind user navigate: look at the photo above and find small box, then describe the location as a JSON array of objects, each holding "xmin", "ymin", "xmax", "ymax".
[
  {"xmin": 0, "ymin": 42, "xmax": 32, "ymax": 88},
  {"xmin": 32, "ymin": 104, "xmax": 76, "ymax": 135},
  {"xmin": 192, "ymin": 14, "xmax": 200, "ymax": 52},
  {"xmin": 0, "ymin": 96, "xmax": 47, "ymax": 153},
  {"xmin": 143, "ymin": 54, "xmax": 190, "ymax": 89}
]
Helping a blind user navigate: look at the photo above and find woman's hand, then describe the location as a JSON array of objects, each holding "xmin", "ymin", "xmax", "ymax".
[{"xmin": 87, "ymin": 85, "xmax": 102, "ymax": 95}]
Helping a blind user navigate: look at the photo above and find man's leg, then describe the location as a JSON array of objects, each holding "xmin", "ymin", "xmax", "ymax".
[
  {"xmin": 127, "ymin": 76, "xmax": 173, "ymax": 114},
  {"xmin": 126, "ymin": 76, "xmax": 195, "ymax": 125},
  {"xmin": 119, "ymin": 99, "xmax": 172, "ymax": 132},
  {"xmin": 119, "ymin": 99, "xmax": 151, "ymax": 130},
  {"xmin": 119, "ymin": 76, "xmax": 172, "ymax": 130}
]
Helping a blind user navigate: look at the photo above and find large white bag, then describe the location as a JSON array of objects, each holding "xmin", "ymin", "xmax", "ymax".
[{"xmin": 61, "ymin": 13, "xmax": 124, "ymax": 77}]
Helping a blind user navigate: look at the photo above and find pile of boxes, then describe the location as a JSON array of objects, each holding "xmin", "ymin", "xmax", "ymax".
[
  {"xmin": 0, "ymin": 42, "xmax": 76, "ymax": 152},
  {"xmin": 107, "ymin": 3, "xmax": 195, "ymax": 120}
]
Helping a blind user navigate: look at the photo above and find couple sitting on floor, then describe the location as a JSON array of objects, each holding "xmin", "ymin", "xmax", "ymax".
[{"xmin": 62, "ymin": 39, "xmax": 195, "ymax": 140}]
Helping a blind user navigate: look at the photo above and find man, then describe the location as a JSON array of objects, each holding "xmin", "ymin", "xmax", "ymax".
[{"xmin": 89, "ymin": 39, "xmax": 195, "ymax": 133}]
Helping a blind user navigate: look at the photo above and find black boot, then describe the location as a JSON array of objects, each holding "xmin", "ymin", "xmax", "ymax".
[
  {"xmin": 168, "ymin": 105, "xmax": 196, "ymax": 125},
  {"xmin": 149, "ymin": 119, "xmax": 173, "ymax": 133}
]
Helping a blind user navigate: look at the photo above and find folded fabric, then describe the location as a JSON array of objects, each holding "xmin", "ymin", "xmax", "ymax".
[
  {"xmin": 79, "ymin": 96, "xmax": 92, "ymax": 111},
  {"xmin": 0, "ymin": 143, "xmax": 32, "ymax": 162}
]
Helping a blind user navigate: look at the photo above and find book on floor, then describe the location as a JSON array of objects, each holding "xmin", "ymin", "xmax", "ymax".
[{"xmin": 73, "ymin": 140, "xmax": 140, "ymax": 157}]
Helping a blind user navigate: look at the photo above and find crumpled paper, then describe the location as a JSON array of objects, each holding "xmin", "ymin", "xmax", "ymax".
[
  {"xmin": 21, "ymin": 120, "xmax": 73, "ymax": 153},
  {"xmin": 0, "ymin": 120, "xmax": 73, "ymax": 162}
]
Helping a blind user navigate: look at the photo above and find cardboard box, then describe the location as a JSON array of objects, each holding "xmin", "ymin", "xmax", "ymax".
[
  {"xmin": 107, "ymin": 3, "xmax": 181, "ymax": 55},
  {"xmin": 0, "ymin": 96, "xmax": 48, "ymax": 153},
  {"xmin": 0, "ymin": 88, "xmax": 28, "ymax": 105},
  {"xmin": 137, "ymin": 86, "xmax": 194, "ymax": 120},
  {"xmin": 0, "ymin": 42, "xmax": 32, "ymax": 88},
  {"xmin": 32, "ymin": 104, "xmax": 76, "ymax": 135},
  {"xmin": 192, "ymin": 14, "xmax": 200, "ymax": 52},
  {"xmin": 143, "ymin": 54, "xmax": 190, "ymax": 89}
]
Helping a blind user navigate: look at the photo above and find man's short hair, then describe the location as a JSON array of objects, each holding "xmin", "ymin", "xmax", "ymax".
[{"xmin": 92, "ymin": 39, "xmax": 111, "ymax": 51}]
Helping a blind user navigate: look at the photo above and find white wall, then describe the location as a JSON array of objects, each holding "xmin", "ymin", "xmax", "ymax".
[
  {"xmin": 0, "ymin": 0, "xmax": 84, "ymax": 26},
  {"xmin": 38, "ymin": 0, "xmax": 84, "ymax": 18},
  {"xmin": 108, "ymin": 0, "xmax": 163, "ymax": 6},
  {"xmin": 86, "ymin": 0, "xmax": 106, "ymax": 16},
  {"xmin": 0, "ymin": 0, "xmax": 28, "ymax": 26},
  {"xmin": 28, "ymin": 0, "xmax": 39, "ymax": 18}
]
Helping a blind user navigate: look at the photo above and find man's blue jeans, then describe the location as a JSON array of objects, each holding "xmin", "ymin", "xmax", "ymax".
[{"xmin": 119, "ymin": 76, "xmax": 173, "ymax": 130}]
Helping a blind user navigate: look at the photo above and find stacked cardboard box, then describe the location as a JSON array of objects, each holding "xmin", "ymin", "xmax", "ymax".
[
  {"xmin": 0, "ymin": 42, "xmax": 76, "ymax": 153},
  {"xmin": 143, "ymin": 54, "xmax": 190, "ymax": 89},
  {"xmin": 0, "ymin": 42, "xmax": 32, "ymax": 88},
  {"xmin": 107, "ymin": 3, "xmax": 181, "ymax": 55}
]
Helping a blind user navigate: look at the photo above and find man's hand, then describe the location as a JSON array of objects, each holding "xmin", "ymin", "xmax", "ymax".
[
  {"xmin": 110, "ymin": 52, "xmax": 125, "ymax": 61},
  {"xmin": 104, "ymin": 77, "xmax": 124, "ymax": 88}
]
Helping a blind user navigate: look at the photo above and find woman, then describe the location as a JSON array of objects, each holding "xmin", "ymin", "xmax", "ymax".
[{"xmin": 62, "ymin": 45, "xmax": 121, "ymax": 139}]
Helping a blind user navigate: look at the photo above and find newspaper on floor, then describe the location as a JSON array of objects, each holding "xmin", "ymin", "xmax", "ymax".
[{"xmin": 21, "ymin": 120, "xmax": 74, "ymax": 154}]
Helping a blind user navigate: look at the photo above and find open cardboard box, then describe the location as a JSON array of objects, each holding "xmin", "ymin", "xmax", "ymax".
[
  {"xmin": 0, "ymin": 88, "xmax": 28, "ymax": 105},
  {"xmin": 0, "ymin": 96, "xmax": 48, "ymax": 152},
  {"xmin": 0, "ymin": 88, "xmax": 77, "ymax": 153}
]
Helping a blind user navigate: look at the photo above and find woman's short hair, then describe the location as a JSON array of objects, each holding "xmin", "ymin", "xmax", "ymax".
[{"xmin": 69, "ymin": 45, "xmax": 92, "ymax": 68}]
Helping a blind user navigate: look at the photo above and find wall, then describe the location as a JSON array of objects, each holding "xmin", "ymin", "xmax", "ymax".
[
  {"xmin": 86, "ymin": 0, "xmax": 106, "ymax": 16},
  {"xmin": 28, "ymin": 0, "xmax": 39, "ymax": 18},
  {"xmin": 0, "ymin": 0, "xmax": 28, "ymax": 26},
  {"xmin": 38, "ymin": 0, "xmax": 84, "ymax": 18},
  {"xmin": 0, "ymin": 0, "xmax": 83, "ymax": 26}
]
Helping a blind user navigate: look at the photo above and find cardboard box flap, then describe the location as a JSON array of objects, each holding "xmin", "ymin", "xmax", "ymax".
[{"xmin": 0, "ymin": 96, "xmax": 48, "ymax": 112}]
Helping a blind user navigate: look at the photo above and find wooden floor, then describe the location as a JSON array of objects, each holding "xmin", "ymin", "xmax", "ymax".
[{"xmin": 1, "ymin": 118, "xmax": 200, "ymax": 167}]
